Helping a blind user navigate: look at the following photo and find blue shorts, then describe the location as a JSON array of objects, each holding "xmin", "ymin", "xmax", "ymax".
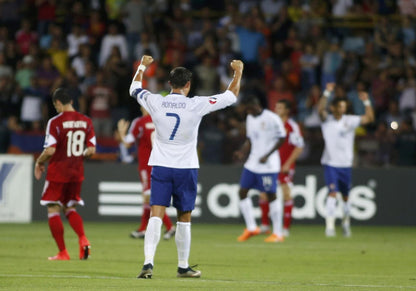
[
  {"xmin": 239, "ymin": 168, "xmax": 278, "ymax": 193},
  {"xmin": 323, "ymin": 165, "xmax": 352, "ymax": 196},
  {"xmin": 150, "ymin": 166, "xmax": 198, "ymax": 211}
]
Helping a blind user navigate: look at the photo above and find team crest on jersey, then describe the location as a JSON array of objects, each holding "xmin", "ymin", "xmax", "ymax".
[{"xmin": 209, "ymin": 97, "xmax": 217, "ymax": 104}]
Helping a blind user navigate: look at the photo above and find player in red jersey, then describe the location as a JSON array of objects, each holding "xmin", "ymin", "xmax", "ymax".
[
  {"xmin": 117, "ymin": 107, "xmax": 175, "ymax": 240},
  {"xmin": 259, "ymin": 99, "xmax": 304, "ymax": 237},
  {"xmin": 34, "ymin": 88, "xmax": 96, "ymax": 260}
]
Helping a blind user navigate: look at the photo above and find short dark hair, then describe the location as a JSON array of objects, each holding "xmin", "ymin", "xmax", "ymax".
[
  {"xmin": 277, "ymin": 99, "xmax": 292, "ymax": 111},
  {"xmin": 52, "ymin": 88, "xmax": 72, "ymax": 105},
  {"xmin": 331, "ymin": 97, "xmax": 348, "ymax": 106},
  {"xmin": 169, "ymin": 67, "xmax": 192, "ymax": 88}
]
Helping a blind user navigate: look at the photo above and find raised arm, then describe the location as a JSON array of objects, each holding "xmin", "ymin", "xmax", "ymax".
[
  {"xmin": 227, "ymin": 60, "xmax": 244, "ymax": 98},
  {"xmin": 129, "ymin": 55, "xmax": 154, "ymax": 96},
  {"xmin": 358, "ymin": 91, "xmax": 375, "ymax": 125},
  {"xmin": 117, "ymin": 118, "xmax": 133, "ymax": 148},
  {"xmin": 318, "ymin": 82, "xmax": 335, "ymax": 121}
]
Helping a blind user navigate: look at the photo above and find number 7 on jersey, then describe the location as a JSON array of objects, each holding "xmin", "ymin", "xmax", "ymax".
[{"xmin": 166, "ymin": 113, "xmax": 180, "ymax": 140}]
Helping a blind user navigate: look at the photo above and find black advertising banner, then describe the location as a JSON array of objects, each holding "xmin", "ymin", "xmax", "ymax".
[{"xmin": 32, "ymin": 163, "xmax": 416, "ymax": 225}]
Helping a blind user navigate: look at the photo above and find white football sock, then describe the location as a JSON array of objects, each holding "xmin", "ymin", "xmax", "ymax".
[
  {"xmin": 143, "ymin": 216, "xmax": 162, "ymax": 266},
  {"xmin": 239, "ymin": 197, "xmax": 257, "ymax": 231},
  {"xmin": 325, "ymin": 196, "xmax": 337, "ymax": 230},
  {"xmin": 342, "ymin": 200, "xmax": 350, "ymax": 226},
  {"xmin": 269, "ymin": 198, "xmax": 283, "ymax": 237},
  {"xmin": 176, "ymin": 221, "xmax": 191, "ymax": 269}
]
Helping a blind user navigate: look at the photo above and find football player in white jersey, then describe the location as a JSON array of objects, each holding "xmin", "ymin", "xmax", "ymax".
[
  {"xmin": 234, "ymin": 96, "xmax": 286, "ymax": 243},
  {"xmin": 318, "ymin": 82, "xmax": 374, "ymax": 237},
  {"xmin": 130, "ymin": 55, "xmax": 243, "ymax": 279}
]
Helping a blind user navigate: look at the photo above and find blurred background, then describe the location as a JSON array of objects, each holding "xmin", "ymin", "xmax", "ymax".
[{"xmin": 0, "ymin": 0, "xmax": 415, "ymax": 167}]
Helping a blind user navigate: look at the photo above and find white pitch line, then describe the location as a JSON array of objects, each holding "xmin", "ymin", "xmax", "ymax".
[
  {"xmin": 0, "ymin": 274, "xmax": 125, "ymax": 280},
  {"xmin": 1, "ymin": 274, "xmax": 416, "ymax": 289}
]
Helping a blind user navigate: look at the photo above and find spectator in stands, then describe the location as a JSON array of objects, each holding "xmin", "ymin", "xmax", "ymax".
[
  {"xmin": 0, "ymin": 52, "xmax": 13, "ymax": 79},
  {"xmin": 98, "ymin": 22, "xmax": 128, "ymax": 67},
  {"xmin": 71, "ymin": 43, "xmax": 94, "ymax": 79},
  {"xmin": 15, "ymin": 19, "xmax": 38, "ymax": 56},
  {"xmin": 261, "ymin": 0, "xmax": 285, "ymax": 24},
  {"xmin": 374, "ymin": 121, "xmax": 395, "ymax": 166},
  {"xmin": 15, "ymin": 55, "xmax": 35, "ymax": 90},
  {"xmin": 83, "ymin": 69, "xmax": 116, "ymax": 137},
  {"xmin": 134, "ymin": 31, "xmax": 160, "ymax": 62},
  {"xmin": 299, "ymin": 43, "xmax": 319, "ymax": 91},
  {"xmin": 67, "ymin": 24, "xmax": 89, "ymax": 60},
  {"xmin": 267, "ymin": 76, "xmax": 295, "ymax": 111},
  {"xmin": 332, "ymin": 0, "xmax": 353, "ymax": 16},
  {"xmin": 79, "ymin": 60, "xmax": 97, "ymax": 95},
  {"xmin": 371, "ymin": 69, "xmax": 395, "ymax": 114},
  {"xmin": 398, "ymin": 78, "xmax": 416, "ymax": 115},
  {"xmin": 163, "ymin": 28, "xmax": 186, "ymax": 68},
  {"xmin": 194, "ymin": 55, "xmax": 219, "ymax": 96},
  {"xmin": 400, "ymin": 16, "xmax": 415, "ymax": 49},
  {"xmin": 301, "ymin": 84, "xmax": 322, "ymax": 128},
  {"xmin": 234, "ymin": 14, "xmax": 266, "ymax": 79},
  {"xmin": 20, "ymin": 76, "xmax": 47, "ymax": 131},
  {"xmin": 86, "ymin": 10, "xmax": 106, "ymax": 58},
  {"xmin": 381, "ymin": 100, "xmax": 403, "ymax": 129},
  {"xmin": 321, "ymin": 40, "xmax": 343, "ymax": 88},
  {"xmin": 394, "ymin": 117, "xmax": 416, "ymax": 166},
  {"xmin": 36, "ymin": 0, "xmax": 57, "ymax": 37},
  {"xmin": 121, "ymin": 0, "xmax": 148, "ymax": 62},
  {"xmin": 36, "ymin": 55, "xmax": 60, "ymax": 97},
  {"xmin": 397, "ymin": 0, "xmax": 416, "ymax": 16},
  {"xmin": 47, "ymin": 37, "xmax": 68, "ymax": 75}
]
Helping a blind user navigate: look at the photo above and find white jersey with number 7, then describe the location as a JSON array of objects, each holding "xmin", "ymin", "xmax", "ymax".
[{"xmin": 130, "ymin": 86, "xmax": 237, "ymax": 168}]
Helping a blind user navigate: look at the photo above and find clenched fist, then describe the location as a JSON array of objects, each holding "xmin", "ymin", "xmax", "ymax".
[
  {"xmin": 230, "ymin": 60, "xmax": 244, "ymax": 73},
  {"xmin": 141, "ymin": 55, "xmax": 154, "ymax": 67}
]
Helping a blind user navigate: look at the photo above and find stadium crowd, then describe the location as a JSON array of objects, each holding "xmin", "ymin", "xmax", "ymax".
[{"xmin": 0, "ymin": 0, "xmax": 415, "ymax": 166}]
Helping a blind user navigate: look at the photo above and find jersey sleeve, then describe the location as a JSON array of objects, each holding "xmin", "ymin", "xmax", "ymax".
[
  {"xmin": 193, "ymin": 90, "xmax": 237, "ymax": 116},
  {"xmin": 86, "ymin": 118, "xmax": 96, "ymax": 147},
  {"xmin": 274, "ymin": 115, "xmax": 287, "ymax": 140},
  {"xmin": 347, "ymin": 115, "xmax": 362, "ymax": 129},
  {"xmin": 44, "ymin": 119, "xmax": 58, "ymax": 148},
  {"xmin": 288, "ymin": 120, "xmax": 305, "ymax": 148},
  {"xmin": 129, "ymin": 81, "xmax": 153, "ymax": 113}
]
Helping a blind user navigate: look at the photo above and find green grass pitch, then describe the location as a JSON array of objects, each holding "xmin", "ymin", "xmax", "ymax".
[{"xmin": 0, "ymin": 222, "xmax": 415, "ymax": 290}]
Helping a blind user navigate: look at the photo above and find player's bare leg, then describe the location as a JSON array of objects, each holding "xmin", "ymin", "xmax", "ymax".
[
  {"xmin": 281, "ymin": 183, "xmax": 294, "ymax": 237},
  {"xmin": 325, "ymin": 192, "xmax": 337, "ymax": 237},
  {"xmin": 138, "ymin": 205, "xmax": 166, "ymax": 278},
  {"xmin": 238, "ymin": 188, "xmax": 260, "ymax": 241},
  {"xmin": 175, "ymin": 210, "xmax": 201, "ymax": 278},
  {"xmin": 47, "ymin": 204, "xmax": 70, "ymax": 260}
]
